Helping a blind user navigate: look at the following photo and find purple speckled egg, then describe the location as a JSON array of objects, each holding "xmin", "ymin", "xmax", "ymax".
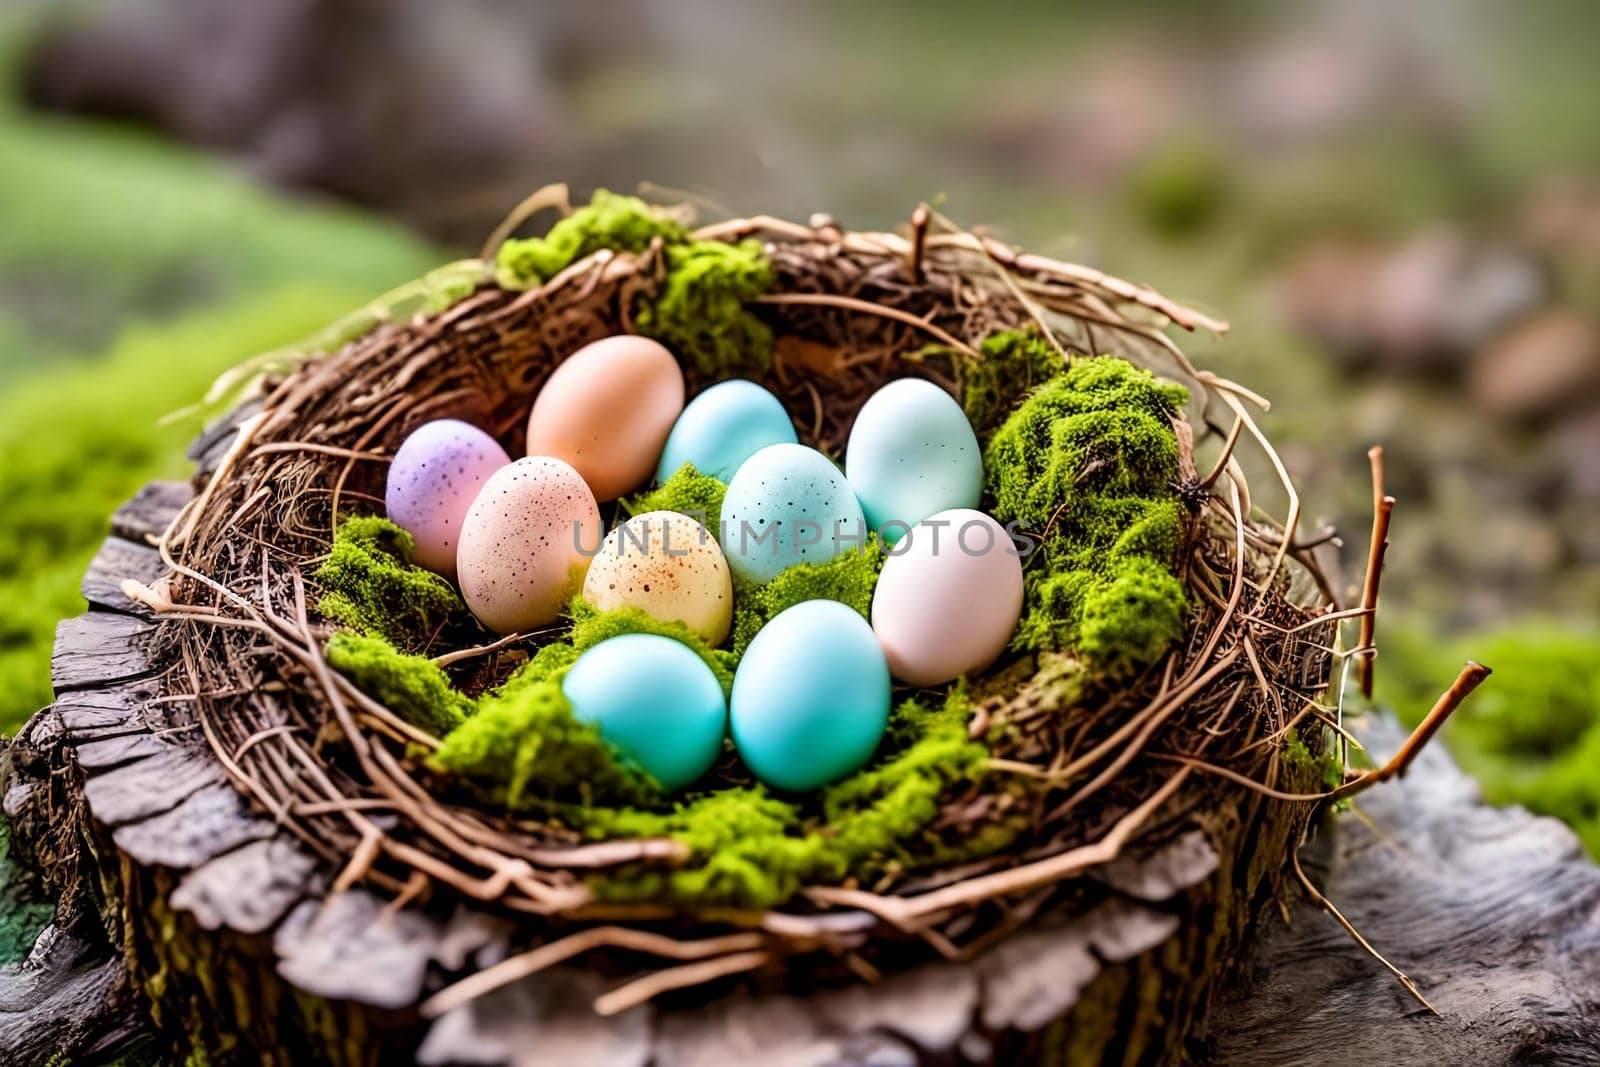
[{"xmin": 385, "ymin": 419, "xmax": 511, "ymax": 576}]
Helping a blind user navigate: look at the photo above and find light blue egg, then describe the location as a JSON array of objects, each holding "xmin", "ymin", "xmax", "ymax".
[
  {"xmin": 561, "ymin": 634, "xmax": 727, "ymax": 791},
  {"xmin": 657, "ymin": 379, "xmax": 799, "ymax": 483},
  {"xmin": 719, "ymin": 443, "xmax": 867, "ymax": 584},
  {"xmin": 730, "ymin": 600, "xmax": 890, "ymax": 791},
  {"xmin": 845, "ymin": 378, "xmax": 982, "ymax": 543}
]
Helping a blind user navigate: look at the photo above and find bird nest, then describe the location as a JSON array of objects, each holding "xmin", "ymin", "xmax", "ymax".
[{"xmin": 133, "ymin": 186, "xmax": 1394, "ymax": 1025}]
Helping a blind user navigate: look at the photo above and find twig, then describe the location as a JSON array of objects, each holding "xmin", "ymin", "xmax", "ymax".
[
  {"xmin": 1292, "ymin": 848, "xmax": 1438, "ymax": 1016},
  {"xmin": 1358, "ymin": 446, "xmax": 1393, "ymax": 700},
  {"xmin": 1329, "ymin": 661, "xmax": 1492, "ymax": 802}
]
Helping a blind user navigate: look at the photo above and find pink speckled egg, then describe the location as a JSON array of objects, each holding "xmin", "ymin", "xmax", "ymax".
[
  {"xmin": 527, "ymin": 335, "xmax": 685, "ymax": 501},
  {"xmin": 457, "ymin": 457, "xmax": 603, "ymax": 633},
  {"xmin": 385, "ymin": 419, "xmax": 510, "ymax": 575},
  {"xmin": 871, "ymin": 508, "xmax": 1024, "ymax": 686}
]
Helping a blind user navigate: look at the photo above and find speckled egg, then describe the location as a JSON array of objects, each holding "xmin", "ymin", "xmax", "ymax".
[
  {"xmin": 719, "ymin": 443, "xmax": 868, "ymax": 584},
  {"xmin": 456, "ymin": 457, "xmax": 602, "ymax": 633},
  {"xmin": 581, "ymin": 511, "xmax": 734, "ymax": 645},
  {"xmin": 563, "ymin": 634, "xmax": 727, "ymax": 791},
  {"xmin": 845, "ymin": 378, "xmax": 982, "ymax": 542},
  {"xmin": 730, "ymin": 599, "xmax": 890, "ymax": 791},
  {"xmin": 527, "ymin": 335, "xmax": 685, "ymax": 501},
  {"xmin": 384, "ymin": 419, "xmax": 510, "ymax": 575},
  {"xmin": 872, "ymin": 508, "xmax": 1023, "ymax": 686},
  {"xmin": 656, "ymin": 379, "xmax": 798, "ymax": 483}
]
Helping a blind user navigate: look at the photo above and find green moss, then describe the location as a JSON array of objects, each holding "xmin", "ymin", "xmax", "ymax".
[
  {"xmin": 314, "ymin": 517, "xmax": 468, "ymax": 652},
  {"xmin": 325, "ymin": 632, "xmax": 471, "ymax": 738},
  {"xmin": 1283, "ymin": 727, "xmax": 1343, "ymax": 792},
  {"xmin": 635, "ymin": 238, "xmax": 776, "ymax": 375},
  {"xmin": 986, "ymin": 357, "xmax": 1190, "ymax": 679},
  {"xmin": 958, "ymin": 329, "xmax": 1068, "ymax": 436},
  {"xmin": 563, "ymin": 599, "xmax": 736, "ymax": 695},
  {"xmin": 430, "ymin": 674, "xmax": 657, "ymax": 810},
  {"xmin": 0, "ymin": 818, "xmax": 54, "ymax": 967},
  {"xmin": 729, "ymin": 545, "xmax": 883, "ymax": 659},
  {"xmin": 624, "ymin": 462, "xmax": 727, "ymax": 530},
  {"xmin": 495, "ymin": 189, "xmax": 688, "ymax": 289},
  {"xmin": 589, "ymin": 689, "xmax": 1011, "ymax": 909}
]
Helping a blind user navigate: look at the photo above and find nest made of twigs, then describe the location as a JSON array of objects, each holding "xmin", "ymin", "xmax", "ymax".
[{"xmin": 141, "ymin": 189, "xmax": 1349, "ymax": 1016}]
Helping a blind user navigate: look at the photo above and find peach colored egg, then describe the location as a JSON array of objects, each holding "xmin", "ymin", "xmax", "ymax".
[
  {"xmin": 870, "ymin": 508, "xmax": 1023, "ymax": 686},
  {"xmin": 582, "ymin": 511, "xmax": 734, "ymax": 645},
  {"xmin": 527, "ymin": 336, "xmax": 685, "ymax": 501},
  {"xmin": 457, "ymin": 457, "xmax": 602, "ymax": 633}
]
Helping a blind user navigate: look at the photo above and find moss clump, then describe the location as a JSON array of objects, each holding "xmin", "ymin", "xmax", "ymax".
[
  {"xmin": 635, "ymin": 238, "xmax": 776, "ymax": 375},
  {"xmin": 589, "ymin": 689, "xmax": 1012, "ymax": 909},
  {"xmin": 495, "ymin": 190, "xmax": 688, "ymax": 289},
  {"xmin": 958, "ymin": 329, "xmax": 1068, "ymax": 436},
  {"xmin": 1283, "ymin": 727, "xmax": 1343, "ymax": 791},
  {"xmin": 986, "ymin": 357, "xmax": 1190, "ymax": 679},
  {"xmin": 421, "ymin": 597, "xmax": 735, "ymax": 809},
  {"xmin": 325, "ymin": 632, "xmax": 472, "ymax": 738},
  {"xmin": 430, "ymin": 675, "xmax": 657, "ymax": 810},
  {"xmin": 624, "ymin": 462, "xmax": 727, "ymax": 530},
  {"xmin": 729, "ymin": 545, "xmax": 883, "ymax": 659},
  {"xmin": 314, "ymin": 517, "xmax": 468, "ymax": 652}
]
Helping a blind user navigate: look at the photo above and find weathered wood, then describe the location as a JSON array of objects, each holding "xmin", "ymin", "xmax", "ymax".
[
  {"xmin": 170, "ymin": 837, "xmax": 321, "ymax": 936},
  {"xmin": 111, "ymin": 783, "xmax": 273, "ymax": 870},
  {"xmin": 80, "ymin": 535, "xmax": 165, "ymax": 616},
  {"xmin": 53, "ymin": 681, "xmax": 158, "ymax": 740},
  {"xmin": 0, "ymin": 925, "xmax": 145, "ymax": 1067},
  {"xmin": 1204, "ymin": 715, "xmax": 1600, "ymax": 1064},
  {"xmin": 81, "ymin": 745, "xmax": 227, "ymax": 827},
  {"xmin": 110, "ymin": 479, "xmax": 192, "ymax": 544},
  {"xmin": 50, "ymin": 613, "xmax": 154, "ymax": 693}
]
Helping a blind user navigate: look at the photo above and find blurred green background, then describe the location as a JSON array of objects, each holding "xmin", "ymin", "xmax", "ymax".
[{"xmin": 1, "ymin": 0, "xmax": 1597, "ymax": 851}]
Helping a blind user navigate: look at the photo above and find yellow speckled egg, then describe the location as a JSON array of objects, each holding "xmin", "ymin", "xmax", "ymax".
[
  {"xmin": 457, "ymin": 457, "xmax": 602, "ymax": 633},
  {"xmin": 582, "ymin": 511, "xmax": 733, "ymax": 645},
  {"xmin": 527, "ymin": 335, "xmax": 685, "ymax": 501}
]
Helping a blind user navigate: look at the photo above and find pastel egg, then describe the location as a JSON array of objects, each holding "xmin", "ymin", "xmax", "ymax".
[
  {"xmin": 730, "ymin": 599, "xmax": 890, "ymax": 791},
  {"xmin": 656, "ymin": 379, "xmax": 799, "ymax": 482},
  {"xmin": 527, "ymin": 335, "xmax": 685, "ymax": 501},
  {"xmin": 582, "ymin": 511, "xmax": 734, "ymax": 645},
  {"xmin": 457, "ymin": 457, "xmax": 602, "ymax": 633},
  {"xmin": 872, "ymin": 509, "xmax": 1023, "ymax": 686},
  {"xmin": 563, "ymin": 634, "xmax": 727, "ymax": 791},
  {"xmin": 845, "ymin": 378, "xmax": 982, "ymax": 542},
  {"xmin": 384, "ymin": 419, "xmax": 510, "ymax": 575},
  {"xmin": 719, "ymin": 443, "xmax": 868, "ymax": 584}
]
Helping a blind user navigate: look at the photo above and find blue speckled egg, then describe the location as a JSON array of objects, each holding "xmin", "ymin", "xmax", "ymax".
[
  {"xmin": 561, "ymin": 634, "xmax": 727, "ymax": 792},
  {"xmin": 385, "ymin": 419, "xmax": 510, "ymax": 575},
  {"xmin": 730, "ymin": 600, "xmax": 890, "ymax": 791},
  {"xmin": 656, "ymin": 379, "xmax": 799, "ymax": 483},
  {"xmin": 719, "ymin": 444, "xmax": 867, "ymax": 584},
  {"xmin": 845, "ymin": 378, "xmax": 982, "ymax": 542}
]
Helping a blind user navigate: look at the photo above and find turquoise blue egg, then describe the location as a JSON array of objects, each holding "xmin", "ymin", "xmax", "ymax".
[
  {"xmin": 845, "ymin": 378, "xmax": 982, "ymax": 542},
  {"xmin": 657, "ymin": 379, "xmax": 799, "ymax": 483},
  {"xmin": 730, "ymin": 599, "xmax": 890, "ymax": 791},
  {"xmin": 561, "ymin": 634, "xmax": 727, "ymax": 791},
  {"xmin": 719, "ymin": 444, "xmax": 867, "ymax": 584}
]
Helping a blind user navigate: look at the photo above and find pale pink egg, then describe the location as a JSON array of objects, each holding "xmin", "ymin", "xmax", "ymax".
[
  {"xmin": 384, "ymin": 419, "xmax": 510, "ymax": 576},
  {"xmin": 871, "ymin": 509, "xmax": 1024, "ymax": 686},
  {"xmin": 457, "ymin": 457, "xmax": 602, "ymax": 633},
  {"xmin": 527, "ymin": 335, "xmax": 685, "ymax": 501}
]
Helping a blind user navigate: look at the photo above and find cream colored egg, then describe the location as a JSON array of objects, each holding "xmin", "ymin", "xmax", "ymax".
[
  {"xmin": 582, "ymin": 511, "xmax": 733, "ymax": 645},
  {"xmin": 527, "ymin": 335, "xmax": 685, "ymax": 501},
  {"xmin": 871, "ymin": 508, "xmax": 1023, "ymax": 686},
  {"xmin": 458, "ymin": 457, "xmax": 602, "ymax": 633}
]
